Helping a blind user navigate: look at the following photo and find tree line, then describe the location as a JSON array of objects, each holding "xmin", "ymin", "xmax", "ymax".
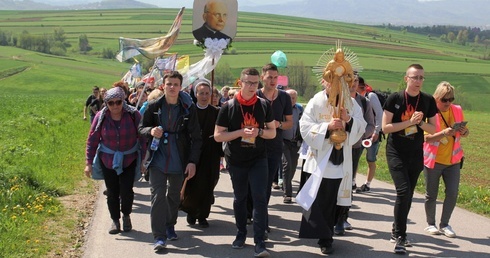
[
  {"xmin": 378, "ymin": 24, "xmax": 490, "ymax": 47},
  {"xmin": 0, "ymin": 27, "xmax": 92, "ymax": 56}
]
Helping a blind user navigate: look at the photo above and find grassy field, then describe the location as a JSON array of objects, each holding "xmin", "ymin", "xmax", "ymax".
[{"xmin": 0, "ymin": 8, "xmax": 489, "ymax": 257}]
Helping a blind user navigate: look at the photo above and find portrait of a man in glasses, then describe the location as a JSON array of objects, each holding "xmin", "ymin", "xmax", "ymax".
[{"xmin": 193, "ymin": 0, "xmax": 236, "ymax": 43}]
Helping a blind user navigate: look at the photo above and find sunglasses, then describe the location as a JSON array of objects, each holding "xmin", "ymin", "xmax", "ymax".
[
  {"xmin": 107, "ymin": 100, "xmax": 123, "ymax": 106},
  {"xmin": 440, "ymin": 97, "xmax": 454, "ymax": 103}
]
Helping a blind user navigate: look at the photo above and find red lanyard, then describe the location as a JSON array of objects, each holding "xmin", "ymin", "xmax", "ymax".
[{"xmin": 404, "ymin": 90, "xmax": 420, "ymax": 112}]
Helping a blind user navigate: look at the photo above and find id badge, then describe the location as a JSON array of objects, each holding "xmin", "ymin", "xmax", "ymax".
[
  {"xmin": 241, "ymin": 136, "xmax": 256, "ymax": 145},
  {"xmin": 440, "ymin": 137, "xmax": 448, "ymax": 145},
  {"xmin": 405, "ymin": 125, "xmax": 418, "ymax": 136}
]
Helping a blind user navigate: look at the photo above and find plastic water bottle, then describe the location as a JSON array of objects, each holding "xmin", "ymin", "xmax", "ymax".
[{"xmin": 150, "ymin": 126, "xmax": 162, "ymax": 151}]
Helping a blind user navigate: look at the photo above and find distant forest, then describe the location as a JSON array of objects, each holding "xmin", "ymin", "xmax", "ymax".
[{"xmin": 377, "ymin": 24, "xmax": 490, "ymax": 46}]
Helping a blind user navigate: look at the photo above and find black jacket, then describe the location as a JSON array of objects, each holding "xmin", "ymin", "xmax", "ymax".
[{"xmin": 138, "ymin": 91, "xmax": 202, "ymax": 168}]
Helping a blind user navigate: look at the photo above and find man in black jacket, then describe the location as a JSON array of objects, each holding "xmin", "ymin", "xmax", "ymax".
[{"xmin": 138, "ymin": 71, "xmax": 202, "ymax": 252}]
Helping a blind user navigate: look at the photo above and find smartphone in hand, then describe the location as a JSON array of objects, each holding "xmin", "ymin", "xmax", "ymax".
[{"xmin": 452, "ymin": 121, "xmax": 468, "ymax": 130}]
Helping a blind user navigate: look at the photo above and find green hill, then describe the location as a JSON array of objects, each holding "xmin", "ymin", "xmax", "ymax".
[
  {"xmin": 1, "ymin": 8, "xmax": 489, "ymax": 111},
  {"xmin": 0, "ymin": 9, "xmax": 489, "ymax": 257}
]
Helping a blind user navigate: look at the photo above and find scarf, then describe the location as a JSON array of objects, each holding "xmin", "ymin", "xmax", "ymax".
[{"xmin": 235, "ymin": 91, "xmax": 258, "ymax": 106}]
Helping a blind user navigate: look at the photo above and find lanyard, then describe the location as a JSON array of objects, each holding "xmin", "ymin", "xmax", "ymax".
[{"xmin": 404, "ymin": 90, "xmax": 420, "ymax": 113}]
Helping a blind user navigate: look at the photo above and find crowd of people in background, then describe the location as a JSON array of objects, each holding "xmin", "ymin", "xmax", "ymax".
[{"xmin": 83, "ymin": 63, "xmax": 469, "ymax": 256}]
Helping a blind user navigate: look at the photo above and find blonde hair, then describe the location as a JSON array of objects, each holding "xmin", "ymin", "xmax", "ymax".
[
  {"xmin": 228, "ymin": 89, "xmax": 237, "ymax": 98},
  {"xmin": 147, "ymin": 89, "xmax": 164, "ymax": 101},
  {"xmin": 433, "ymin": 81, "xmax": 455, "ymax": 100}
]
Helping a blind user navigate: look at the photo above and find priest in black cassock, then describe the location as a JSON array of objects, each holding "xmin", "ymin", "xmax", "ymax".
[{"xmin": 180, "ymin": 78, "xmax": 222, "ymax": 228}]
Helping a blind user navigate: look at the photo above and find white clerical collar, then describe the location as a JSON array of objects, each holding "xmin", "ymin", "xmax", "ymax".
[{"xmin": 197, "ymin": 103, "xmax": 209, "ymax": 109}]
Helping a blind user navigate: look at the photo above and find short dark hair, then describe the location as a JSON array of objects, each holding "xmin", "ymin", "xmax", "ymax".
[
  {"xmin": 358, "ymin": 76, "xmax": 365, "ymax": 86},
  {"xmin": 163, "ymin": 71, "xmax": 183, "ymax": 86},
  {"xmin": 241, "ymin": 68, "xmax": 260, "ymax": 79},
  {"xmin": 262, "ymin": 63, "xmax": 278, "ymax": 75},
  {"xmin": 93, "ymin": 86, "xmax": 99, "ymax": 91},
  {"xmin": 408, "ymin": 64, "xmax": 424, "ymax": 70}
]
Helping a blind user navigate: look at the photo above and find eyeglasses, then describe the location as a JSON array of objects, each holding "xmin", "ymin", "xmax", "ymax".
[
  {"xmin": 242, "ymin": 81, "xmax": 259, "ymax": 87},
  {"xmin": 107, "ymin": 100, "xmax": 123, "ymax": 106},
  {"xmin": 407, "ymin": 75, "xmax": 425, "ymax": 81},
  {"xmin": 440, "ymin": 97, "xmax": 454, "ymax": 103},
  {"xmin": 206, "ymin": 12, "xmax": 227, "ymax": 19}
]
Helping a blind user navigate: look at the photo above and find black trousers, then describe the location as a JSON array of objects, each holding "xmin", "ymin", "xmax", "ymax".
[
  {"xmin": 101, "ymin": 159, "xmax": 136, "ymax": 221},
  {"xmin": 386, "ymin": 143, "xmax": 424, "ymax": 238}
]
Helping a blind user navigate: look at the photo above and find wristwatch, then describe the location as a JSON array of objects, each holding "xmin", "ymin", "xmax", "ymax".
[{"xmin": 258, "ymin": 128, "xmax": 264, "ymax": 137}]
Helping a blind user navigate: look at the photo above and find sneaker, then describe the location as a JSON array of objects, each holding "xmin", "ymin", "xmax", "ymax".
[
  {"xmin": 246, "ymin": 218, "xmax": 253, "ymax": 225},
  {"xmin": 424, "ymin": 225, "xmax": 440, "ymax": 235},
  {"xmin": 334, "ymin": 222, "xmax": 345, "ymax": 236},
  {"xmin": 352, "ymin": 184, "xmax": 357, "ymax": 192},
  {"xmin": 283, "ymin": 196, "xmax": 292, "ymax": 204},
  {"xmin": 263, "ymin": 231, "xmax": 268, "ymax": 241},
  {"xmin": 390, "ymin": 235, "xmax": 412, "ymax": 247},
  {"xmin": 394, "ymin": 236, "xmax": 407, "ymax": 254},
  {"xmin": 198, "ymin": 218, "xmax": 209, "ymax": 228},
  {"xmin": 320, "ymin": 245, "xmax": 334, "ymax": 254},
  {"xmin": 187, "ymin": 214, "xmax": 196, "ymax": 225},
  {"xmin": 153, "ymin": 238, "xmax": 167, "ymax": 251},
  {"xmin": 108, "ymin": 220, "xmax": 121, "ymax": 234},
  {"xmin": 344, "ymin": 220, "xmax": 353, "ymax": 230},
  {"xmin": 356, "ymin": 184, "xmax": 371, "ymax": 193},
  {"xmin": 254, "ymin": 242, "xmax": 270, "ymax": 257},
  {"xmin": 439, "ymin": 225, "xmax": 456, "ymax": 238},
  {"xmin": 272, "ymin": 182, "xmax": 280, "ymax": 189},
  {"xmin": 231, "ymin": 237, "xmax": 245, "ymax": 249},
  {"xmin": 122, "ymin": 215, "xmax": 132, "ymax": 232},
  {"xmin": 166, "ymin": 226, "xmax": 178, "ymax": 240}
]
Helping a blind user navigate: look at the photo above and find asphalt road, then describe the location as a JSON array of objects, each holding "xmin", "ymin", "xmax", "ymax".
[{"xmin": 83, "ymin": 167, "xmax": 490, "ymax": 257}]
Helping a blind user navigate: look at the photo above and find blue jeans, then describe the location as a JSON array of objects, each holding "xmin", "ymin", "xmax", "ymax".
[{"xmin": 229, "ymin": 158, "xmax": 268, "ymax": 243}]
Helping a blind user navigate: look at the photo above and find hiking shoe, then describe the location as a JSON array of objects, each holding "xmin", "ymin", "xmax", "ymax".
[
  {"xmin": 254, "ymin": 242, "xmax": 270, "ymax": 257},
  {"xmin": 186, "ymin": 214, "xmax": 196, "ymax": 225},
  {"xmin": 344, "ymin": 220, "xmax": 353, "ymax": 230},
  {"xmin": 440, "ymin": 225, "xmax": 456, "ymax": 238},
  {"xmin": 166, "ymin": 226, "xmax": 178, "ymax": 240},
  {"xmin": 356, "ymin": 184, "xmax": 371, "ymax": 193},
  {"xmin": 108, "ymin": 220, "xmax": 121, "ymax": 234},
  {"xmin": 231, "ymin": 237, "xmax": 245, "ymax": 249},
  {"xmin": 122, "ymin": 215, "xmax": 132, "ymax": 232},
  {"xmin": 394, "ymin": 236, "xmax": 407, "ymax": 254},
  {"xmin": 424, "ymin": 225, "xmax": 440, "ymax": 235},
  {"xmin": 153, "ymin": 238, "xmax": 167, "ymax": 251},
  {"xmin": 283, "ymin": 196, "xmax": 292, "ymax": 203},
  {"xmin": 390, "ymin": 235, "xmax": 412, "ymax": 247},
  {"xmin": 198, "ymin": 218, "xmax": 209, "ymax": 228}
]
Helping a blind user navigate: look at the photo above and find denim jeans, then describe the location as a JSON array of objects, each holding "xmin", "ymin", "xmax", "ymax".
[
  {"xmin": 424, "ymin": 163, "xmax": 460, "ymax": 228},
  {"xmin": 229, "ymin": 158, "xmax": 268, "ymax": 243},
  {"xmin": 386, "ymin": 143, "xmax": 424, "ymax": 238}
]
